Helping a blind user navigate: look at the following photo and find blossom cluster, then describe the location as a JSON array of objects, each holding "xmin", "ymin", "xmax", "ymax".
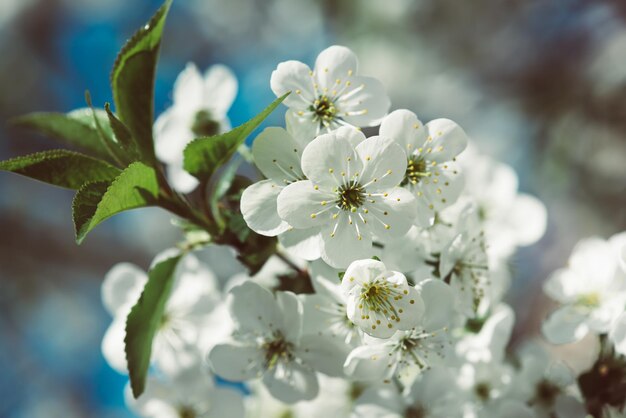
[{"xmin": 101, "ymin": 46, "xmax": 626, "ymax": 417}]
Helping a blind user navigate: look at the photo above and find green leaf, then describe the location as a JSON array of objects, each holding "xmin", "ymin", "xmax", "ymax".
[
  {"xmin": 125, "ymin": 253, "xmax": 182, "ymax": 398},
  {"xmin": 73, "ymin": 162, "xmax": 160, "ymax": 243},
  {"xmin": 183, "ymin": 93, "xmax": 289, "ymax": 182},
  {"xmin": 11, "ymin": 110, "xmax": 114, "ymax": 161},
  {"xmin": 0, "ymin": 150, "xmax": 121, "ymax": 189},
  {"xmin": 104, "ymin": 102, "xmax": 141, "ymax": 161},
  {"xmin": 110, "ymin": 0, "xmax": 172, "ymax": 164}
]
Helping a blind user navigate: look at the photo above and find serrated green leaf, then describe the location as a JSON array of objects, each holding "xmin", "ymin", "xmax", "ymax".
[
  {"xmin": 11, "ymin": 110, "xmax": 114, "ymax": 161},
  {"xmin": 110, "ymin": 0, "xmax": 172, "ymax": 164},
  {"xmin": 104, "ymin": 102, "xmax": 141, "ymax": 161},
  {"xmin": 0, "ymin": 150, "xmax": 121, "ymax": 189},
  {"xmin": 125, "ymin": 253, "xmax": 182, "ymax": 398},
  {"xmin": 73, "ymin": 162, "xmax": 160, "ymax": 243},
  {"xmin": 72, "ymin": 181, "xmax": 110, "ymax": 237},
  {"xmin": 183, "ymin": 93, "xmax": 289, "ymax": 182}
]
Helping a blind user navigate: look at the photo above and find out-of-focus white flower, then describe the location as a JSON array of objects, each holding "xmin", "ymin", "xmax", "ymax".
[
  {"xmin": 340, "ymin": 259, "xmax": 424, "ymax": 338},
  {"xmin": 277, "ymin": 128, "xmax": 416, "ymax": 268},
  {"xmin": 454, "ymin": 145, "xmax": 547, "ymax": 259},
  {"xmin": 207, "ymin": 281, "xmax": 347, "ymax": 404},
  {"xmin": 300, "ymin": 260, "xmax": 362, "ymax": 346},
  {"xmin": 246, "ymin": 375, "xmax": 352, "ymax": 418},
  {"xmin": 344, "ymin": 279, "xmax": 454, "ymax": 385},
  {"xmin": 455, "ymin": 304, "xmax": 515, "ymax": 364},
  {"xmin": 352, "ymin": 367, "xmax": 464, "ymax": 418},
  {"xmin": 154, "ymin": 63, "xmax": 237, "ymax": 192},
  {"xmin": 609, "ymin": 312, "xmax": 626, "ymax": 357},
  {"xmin": 508, "ymin": 343, "xmax": 586, "ymax": 418},
  {"xmin": 271, "ymin": 45, "xmax": 390, "ymax": 139},
  {"xmin": 439, "ymin": 205, "xmax": 490, "ymax": 316},
  {"xmin": 101, "ymin": 252, "xmax": 223, "ymax": 375},
  {"xmin": 542, "ymin": 236, "xmax": 626, "ymax": 345},
  {"xmin": 457, "ymin": 360, "xmax": 515, "ymax": 416},
  {"xmin": 379, "ymin": 109, "xmax": 468, "ymax": 227},
  {"xmin": 126, "ymin": 367, "xmax": 245, "ymax": 418}
]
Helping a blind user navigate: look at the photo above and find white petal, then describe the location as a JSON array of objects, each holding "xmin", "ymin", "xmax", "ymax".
[
  {"xmin": 241, "ymin": 180, "xmax": 290, "ymax": 236},
  {"xmin": 506, "ymin": 193, "xmax": 547, "ymax": 246},
  {"xmin": 101, "ymin": 317, "xmax": 128, "ymax": 373},
  {"xmin": 320, "ymin": 214, "xmax": 373, "ymax": 268},
  {"xmin": 275, "ymin": 291, "xmax": 303, "ymax": 343},
  {"xmin": 353, "ymin": 387, "xmax": 405, "ymax": 417},
  {"xmin": 154, "ymin": 108, "xmax": 192, "ymax": 164},
  {"xmin": 285, "ymin": 109, "xmax": 319, "ymax": 146},
  {"xmin": 207, "ymin": 387, "xmax": 246, "ymax": 418},
  {"xmin": 173, "ymin": 63, "xmax": 205, "ymax": 113},
  {"xmin": 416, "ymin": 165, "xmax": 465, "ymax": 212},
  {"xmin": 609, "ymin": 312, "xmax": 626, "ymax": 356},
  {"xmin": 270, "ymin": 60, "xmax": 315, "ymax": 108},
  {"xmin": 314, "ymin": 45, "xmax": 358, "ymax": 91},
  {"xmin": 262, "ymin": 361, "xmax": 319, "ymax": 404},
  {"xmin": 228, "ymin": 281, "xmax": 282, "ymax": 334},
  {"xmin": 208, "ymin": 343, "xmax": 265, "ymax": 381},
  {"xmin": 344, "ymin": 344, "xmax": 393, "ymax": 381},
  {"xmin": 417, "ymin": 279, "xmax": 454, "ymax": 331},
  {"xmin": 167, "ymin": 163, "xmax": 199, "ymax": 193},
  {"xmin": 297, "ymin": 334, "xmax": 349, "ymax": 377},
  {"xmin": 202, "ymin": 64, "xmax": 238, "ymax": 115},
  {"xmin": 379, "ymin": 109, "xmax": 424, "ymax": 153},
  {"xmin": 542, "ymin": 306, "xmax": 589, "ymax": 344},
  {"xmin": 422, "ymin": 118, "xmax": 468, "ymax": 163},
  {"xmin": 101, "ymin": 262, "xmax": 147, "ymax": 316},
  {"xmin": 366, "ymin": 187, "xmax": 417, "ymax": 240},
  {"xmin": 277, "ymin": 180, "xmax": 335, "ymax": 229},
  {"xmin": 356, "ymin": 135, "xmax": 406, "ymax": 190},
  {"xmin": 341, "ymin": 259, "xmax": 387, "ymax": 294},
  {"xmin": 278, "ymin": 227, "xmax": 322, "ymax": 261},
  {"xmin": 251, "ymin": 127, "xmax": 304, "ymax": 184},
  {"xmin": 414, "ymin": 194, "xmax": 435, "ymax": 228},
  {"xmin": 300, "ymin": 130, "xmax": 362, "ymax": 188},
  {"xmin": 340, "ymin": 75, "xmax": 390, "ymax": 127}
]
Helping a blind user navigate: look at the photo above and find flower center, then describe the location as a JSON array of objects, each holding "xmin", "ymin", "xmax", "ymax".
[
  {"xmin": 534, "ymin": 379, "xmax": 560, "ymax": 407},
  {"xmin": 310, "ymin": 95, "xmax": 337, "ymax": 124},
  {"xmin": 262, "ymin": 333, "xmax": 294, "ymax": 369},
  {"xmin": 191, "ymin": 109, "xmax": 220, "ymax": 137},
  {"xmin": 403, "ymin": 156, "xmax": 429, "ymax": 186},
  {"xmin": 337, "ymin": 183, "xmax": 365, "ymax": 211},
  {"xmin": 474, "ymin": 382, "xmax": 491, "ymax": 401},
  {"xmin": 577, "ymin": 292, "xmax": 601, "ymax": 308},
  {"xmin": 178, "ymin": 406, "xmax": 198, "ymax": 418},
  {"xmin": 405, "ymin": 405, "xmax": 426, "ymax": 418}
]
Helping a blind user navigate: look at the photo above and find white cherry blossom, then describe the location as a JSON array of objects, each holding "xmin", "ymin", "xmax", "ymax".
[
  {"xmin": 542, "ymin": 235, "xmax": 626, "ymax": 344},
  {"xmin": 379, "ymin": 109, "xmax": 469, "ymax": 227},
  {"xmin": 270, "ymin": 45, "xmax": 390, "ymax": 138},
  {"xmin": 101, "ymin": 252, "xmax": 223, "ymax": 376},
  {"xmin": 277, "ymin": 128, "xmax": 417, "ymax": 268},
  {"xmin": 344, "ymin": 279, "xmax": 455, "ymax": 385},
  {"xmin": 340, "ymin": 259, "xmax": 424, "ymax": 338},
  {"xmin": 207, "ymin": 281, "xmax": 347, "ymax": 404},
  {"xmin": 125, "ymin": 367, "xmax": 245, "ymax": 418},
  {"xmin": 154, "ymin": 63, "xmax": 237, "ymax": 192}
]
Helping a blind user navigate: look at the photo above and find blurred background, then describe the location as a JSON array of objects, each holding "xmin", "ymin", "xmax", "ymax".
[{"xmin": 0, "ymin": 0, "xmax": 625, "ymax": 416}]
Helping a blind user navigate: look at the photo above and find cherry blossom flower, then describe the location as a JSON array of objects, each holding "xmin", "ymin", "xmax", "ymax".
[
  {"xmin": 101, "ymin": 252, "xmax": 224, "ymax": 375},
  {"xmin": 277, "ymin": 128, "xmax": 417, "ymax": 268},
  {"xmin": 542, "ymin": 236, "xmax": 626, "ymax": 344},
  {"xmin": 207, "ymin": 281, "xmax": 347, "ymax": 403},
  {"xmin": 125, "ymin": 367, "xmax": 245, "ymax": 418},
  {"xmin": 270, "ymin": 45, "xmax": 390, "ymax": 138},
  {"xmin": 154, "ymin": 63, "xmax": 237, "ymax": 192},
  {"xmin": 379, "ymin": 109, "xmax": 468, "ymax": 227},
  {"xmin": 340, "ymin": 259, "xmax": 424, "ymax": 338},
  {"xmin": 343, "ymin": 279, "xmax": 454, "ymax": 385}
]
